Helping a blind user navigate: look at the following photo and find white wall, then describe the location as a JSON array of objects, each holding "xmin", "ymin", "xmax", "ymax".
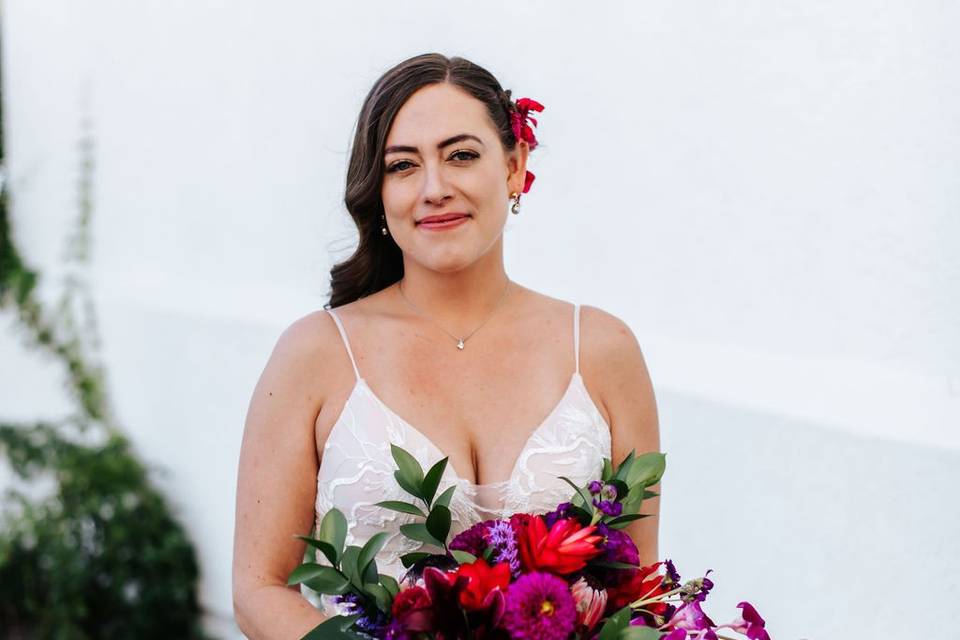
[{"xmin": 3, "ymin": 1, "xmax": 958, "ymax": 638}]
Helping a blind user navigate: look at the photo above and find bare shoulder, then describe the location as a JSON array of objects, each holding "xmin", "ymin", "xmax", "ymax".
[
  {"xmin": 577, "ymin": 304, "xmax": 659, "ymax": 444},
  {"xmin": 253, "ymin": 307, "xmax": 348, "ymax": 412}
]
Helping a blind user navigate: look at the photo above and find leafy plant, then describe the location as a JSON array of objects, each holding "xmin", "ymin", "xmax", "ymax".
[{"xmin": 0, "ymin": 53, "xmax": 213, "ymax": 638}]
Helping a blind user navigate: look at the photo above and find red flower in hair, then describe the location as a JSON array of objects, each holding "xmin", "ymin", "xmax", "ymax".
[{"xmin": 509, "ymin": 97, "xmax": 544, "ymax": 193}]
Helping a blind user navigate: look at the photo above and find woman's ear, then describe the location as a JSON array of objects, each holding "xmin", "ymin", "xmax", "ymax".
[{"xmin": 506, "ymin": 140, "xmax": 530, "ymax": 194}]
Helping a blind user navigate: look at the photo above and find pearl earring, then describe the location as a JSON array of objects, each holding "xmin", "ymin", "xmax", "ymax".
[
  {"xmin": 381, "ymin": 214, "xmax": 388, "ymax": 236},
  {"xmin": 510, "ymin": 192, "xmax": 521, "ymax": 215}
]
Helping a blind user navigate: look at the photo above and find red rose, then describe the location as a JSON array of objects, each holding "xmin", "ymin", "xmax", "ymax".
[{"xmin": 391, "ymin": 585, "xmax": 433, "ymax": 631}]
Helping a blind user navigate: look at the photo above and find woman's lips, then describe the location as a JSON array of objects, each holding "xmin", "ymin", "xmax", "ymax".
[{"xmin": 418, "ymin": 215, "xmax": 470, "ymax": 230}]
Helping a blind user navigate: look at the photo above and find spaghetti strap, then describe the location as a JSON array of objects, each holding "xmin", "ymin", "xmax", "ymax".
[
  {"xmin": 325, "ymin": 308, "xmax": 361, "ymax": 381},
  {"xmin": 574, "ymin": 303, "xmax": 581, "ymax": 374}
]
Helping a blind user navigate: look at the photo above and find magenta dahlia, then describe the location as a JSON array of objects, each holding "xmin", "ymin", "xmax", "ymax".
[{"xmin": 502, "ymin": 571, "xmax": 577, "ymax": 640}]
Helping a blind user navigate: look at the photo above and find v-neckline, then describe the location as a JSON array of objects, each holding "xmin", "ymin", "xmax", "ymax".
[{"xmin": 355, "ymin": 371, "xmax": 584, "ymax": 488}]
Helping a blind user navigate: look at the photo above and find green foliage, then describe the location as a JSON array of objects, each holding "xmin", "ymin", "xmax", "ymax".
[
  {"xmin": 0, "ymin": 424, "xmax": 210, "ymax": 639},
  {"xmin": 0, "ymin": 65, "xmax": 212, "ymax": 637}
]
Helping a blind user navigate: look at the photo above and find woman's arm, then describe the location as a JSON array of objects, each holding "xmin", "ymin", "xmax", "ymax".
[
  {"xmin": 582, "ymin": 305, "xmax": 662, "ymax": 567},
  {"xmin": 233, "ymin": 313, "xmax": 336, "ymax": 638}
]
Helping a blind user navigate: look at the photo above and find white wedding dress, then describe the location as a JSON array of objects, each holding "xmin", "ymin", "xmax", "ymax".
[{"xmin": 305, "ymin": 303, "xmax": 611, "ymax": 615}]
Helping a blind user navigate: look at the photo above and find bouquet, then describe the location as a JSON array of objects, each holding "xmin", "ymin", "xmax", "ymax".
[{"xmin": 289, "ymin": 446, "xmax": 771, "ymax": 640}]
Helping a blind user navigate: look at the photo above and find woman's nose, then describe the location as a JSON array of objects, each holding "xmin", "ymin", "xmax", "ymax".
[{"xmin": 421, "ymin": 162, "xmax": 452, "ymax": 205}]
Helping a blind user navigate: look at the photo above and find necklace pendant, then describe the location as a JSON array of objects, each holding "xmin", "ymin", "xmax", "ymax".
[{"xmin": 456, "ymin": 338, "xmax": 465, "ymax": 350}]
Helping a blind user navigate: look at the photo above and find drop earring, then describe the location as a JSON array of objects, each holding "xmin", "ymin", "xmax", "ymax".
[
  {"xmin": 510, "ymin": 192, "xmax": 521, "ymax": 215},
  {"xmin": 381, "ymin": 214, "xmax": 388, "ymax": 236}
]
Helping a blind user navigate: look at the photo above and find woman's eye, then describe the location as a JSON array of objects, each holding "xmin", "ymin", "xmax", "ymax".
[
  {"xmin": 451, "ymin": 150, "xmax": 479, "ymax": 162},
  {"xmin": 386, "ymin": 151, "xmax": 478, "ymax": 173},
  {"xmin": 386, "ymin": 160, "xmax": 414, "ymax": 173}
]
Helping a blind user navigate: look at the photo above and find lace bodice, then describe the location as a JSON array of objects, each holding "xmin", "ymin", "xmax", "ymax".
[{"xmin": 305, "ymin": 303, "xmax": 612, "ymax": 613}]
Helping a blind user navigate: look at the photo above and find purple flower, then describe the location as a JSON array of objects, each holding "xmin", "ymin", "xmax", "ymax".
[
  {"xmin": 450, "ymin": 520, "xmax": 491, "ymax": 557},
  {"xmin": 503, "ymin": 572, "xmax": 578, "ymax": 640},
  {"xmin": 543, "ymin": 502, "xmax": 575, "ymax": 528},
  {"xmin": 664, "ymin": 559, "xmax": 681, "ymax": 586},
  {"xmin": 717, "ymin": 602, "xmax": 771, "ymax": 640},
  {"xmin": 600, "ymin": 483, "xmax": 618, "ymax": 501},
  {"xmin": 588, "ymin": 480, "xmax": 603, "ymax": 494},
  {"xmin": 486, "ymin": 519, "xmax": 522, "ymax": 577},
  {"xmin": 667, "ymin": 599, "xmax": 717, "ymax": 633},
  {"xmin": 592, "ymin": 498, "xmax": 623, "ymax": 517},
  {"xmin": 662, "ymin": 630, "xmax": 687, "ymax": 640},
  {"xmin": 593, "ymin": 523, "xmax": 640, "ymax": 586}
]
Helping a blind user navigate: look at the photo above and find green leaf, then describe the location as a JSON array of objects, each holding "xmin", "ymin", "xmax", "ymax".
[
  {"xmin": 608, "ymin": 514, "xmax": 651, "ymax": 529},
  {"xmin": 287, "ymin": 562, "xmax": 328, "ymax": 586},
  {"xmin": 319, "ymin": 509, "xmax": 348, "ymax": 562},
  {"xmin": 602, "ymin": 457, "xmax": 613, "ymax": 481},
  {"xmin": 357, "ymin": 532, "xmax": 389, "ymax": 578},
  {"xmin": 643, "ymin": 490, "xmax": 659, "ymax": 500},
  {"xmin": 380, "ymin": 574, "xmax": 400, "ymax": 598},
  {"xmin": 433, "ymin": 485, "xmax": 457, "ymax": 509},
  {"xmin": 613, "ymin": 449, "xmax": 636, "ymax": 482},
  {"xmin": 363, "ymin": 582, "xmax": 393, "ymax": 612},
  {"xmin": 374, "ymin": 500, "xmax": 427, "ymax": 518},
  {"xmin": 340, "ymin": 546, "xmax": 363, "ymax": 588},
  {"xmin": 391, "ymin": 444, "xmax": 425, "ymax": 500},
  {"xmin": 400, "ymin": 552, "xmax": 431, "ymax": 568},
  {"xmin": 303, "ymin": 568, "xmax": 352, "ymax": 595},
  {"xmin": 301, "ymin": 613, "xmax": 365, "ymax": 640},
  {"xmin": 482, "ymin": 546, "xmax": 495, "ymax": 562},
  {"xmin": 619, "ymin": 627, "xmax": 662, "ymax": 640},
  {"xmin": 568, "ymin": 505, "xmax": 594, "ymax": 523},
  {"xmin": 296, "ymin": 535, "xmax": 340, "ymax": 567},
  {"xmin": 559, "ymin": 476, "xmax": 595, "ymax": 514},
  {"xmin": 400, "ymin": 523, "xmax": 443, "ymax": 548},
  {"xmin": 362, "ymin": 556, "xmax": 379, "ymax": 585},
  {"xmin": 421, "ymin": 457, "xmax": 448, "ymax": 507},
  {"xmin": 624, "ymin": 452, "xmax": 666, "ymax": 489},
  {"xmin": 606, "ymin": 513, "xmax": 646, "ymax": 527},
  {"xmin": 425, "ymin": 505, "xmax": 451, "ymax": 545},
  {"xmin": 450, "ymin": 549, "xmax": 477, "ymax": 564},
  {"xmin": 598, "ymin": 605, "xmax": 633, "ymax": 640}
]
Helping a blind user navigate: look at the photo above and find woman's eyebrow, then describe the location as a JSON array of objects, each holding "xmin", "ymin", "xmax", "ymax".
[{"xmin": 384, "ymin": 133, "xmax": 485, "ymax": 156}]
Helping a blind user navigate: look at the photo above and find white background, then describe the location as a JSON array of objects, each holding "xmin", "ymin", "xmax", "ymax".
[{"xmin": 2, "ymin": 1, "xmax": 958, "ymax": 638}]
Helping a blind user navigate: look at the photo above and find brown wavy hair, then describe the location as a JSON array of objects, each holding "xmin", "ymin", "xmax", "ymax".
[{"xmin": 324, "ymin": 53, "xmax": 529, "ymax": 309}]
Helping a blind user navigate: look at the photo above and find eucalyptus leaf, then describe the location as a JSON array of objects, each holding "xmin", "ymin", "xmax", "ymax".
[
  {"xmin": 425, "ymin": 504, "xmax": 451, "ymax": 544},
  {"xmin": 296, "ymin": 535, "xmax": 340, "ymax": 567},
  {"xmin": 357, "ymin": 532, "xmax": 389, "ymax": 578},
  {"xmin": 400, "ymin": 552, "xmax": 431, "ymax": 568},
  {"xmin": 373, "ymin": 500, "xmax": 426, "ymax": 518},
  {"xmin": 433, "ymin": 485, "xmax": 457, "ymax": 509},
  {"xmin": 421, "ymin": 457, "xmax": 448, "ymax": 507},
  {"xmin": 340, "ymin": 546, "xmax": 362, "ymax": 588},
  {"xmin": 319, "ymin": 508, "xmax": 348, "ymax": 562},
  {"xmin": 399, "ymin": 523, "xmax": 443, "ymax": 548},
  {"xmin": 380, "ymin": 574, "xmax": 400, "ymax": 598},
  {"xmin": 619, "ymin": 627, "xmax": 662, "ymax": 640},
  {"xmin": 598, "ymin": 605, "xmax": 633, "ymax": 640},
  {"xmin": 363, "ymin": 582, "xmax": 393, "ymax": 613},
  {"xmin": 301, "ymin": 613, "xmax": 365, "ymax": 640},
  {"xmin": 450, "ymin": 549, "xmax": 477, "ymax": 564},
  {"xmin": 391, "ymin": 444, "xmax": 425, "ymax": 500},
  {"xmin": 303, "ymin": 569, "xmax": 352, "ymax": 595},
  {"xmin": 287, "ymin": 562, "xmax": 328, "ymax": 586}
]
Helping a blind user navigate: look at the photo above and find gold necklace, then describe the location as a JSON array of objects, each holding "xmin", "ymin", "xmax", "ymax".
[{"xmin": 397, "ymin": 278, "xmax": 512, "ymax": 350}]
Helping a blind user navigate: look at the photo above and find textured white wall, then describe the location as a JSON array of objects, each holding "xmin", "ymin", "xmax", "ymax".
[{"xmin": 2, "ymin": 1, "xmax": 958, "ymax": 638}]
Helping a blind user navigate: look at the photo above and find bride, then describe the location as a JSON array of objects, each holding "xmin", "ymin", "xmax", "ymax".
[{"xmin": 232, "ymin": 53, "xmax": 661, "ymax": 639}]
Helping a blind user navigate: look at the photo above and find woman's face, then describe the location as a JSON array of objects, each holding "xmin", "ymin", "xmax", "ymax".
[{"xmin": 381, "ymin": 82, "xmax": 529, "ymax": 274}]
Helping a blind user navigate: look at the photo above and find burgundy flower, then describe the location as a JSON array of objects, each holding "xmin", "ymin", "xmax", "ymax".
[
  {"xmin": 450, "ymin": 520, "xmax": 491, "ymax": 557},
  {"xmin": 508, "ymin": 97, "xmax": 544, "ymax": 194}
]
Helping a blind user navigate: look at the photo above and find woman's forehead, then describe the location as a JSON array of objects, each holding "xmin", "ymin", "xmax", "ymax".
[{"xmin": 386, "ymin": 84, "xmax": 494, "ymax": 146}]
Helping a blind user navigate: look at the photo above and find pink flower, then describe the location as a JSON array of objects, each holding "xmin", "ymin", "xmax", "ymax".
[
  {"xmin": 570, "ymin": 576, "xmax": 607, "ymax": 632},
  {"xmin": 716, "ymin": 601, "xmax": 771, "ymax": 640}
]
